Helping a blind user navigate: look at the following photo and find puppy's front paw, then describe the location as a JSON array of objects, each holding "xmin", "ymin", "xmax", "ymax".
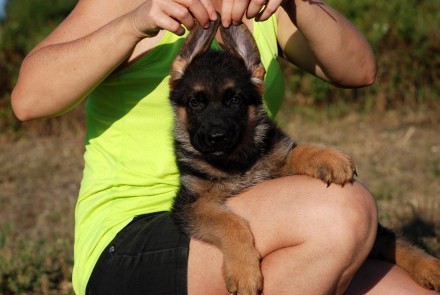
[
  {"xmin": 223, "ymin": 249, "xmax": 262, "ymax": 295},
  {"xmin": 314, "ymin": 149, "xmax": 356, "ymax": 186},
  {"xmin": 290, "ymin": 144, "xmax": 356, "ymax": 186}
]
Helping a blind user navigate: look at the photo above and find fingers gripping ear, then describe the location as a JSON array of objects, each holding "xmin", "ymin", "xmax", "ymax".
[
  {"xmin": 171, "ymin": 15, "xmax": 221, "ymax": 82},
  {"xmin": 219, "ymin": 24, "xmax": 266, "ymax": 93}
]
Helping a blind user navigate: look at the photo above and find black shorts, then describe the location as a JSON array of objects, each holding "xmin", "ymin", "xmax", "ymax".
[{"xmin": 86, "ymin": 212, "xmax": 190, "ymax": 295}]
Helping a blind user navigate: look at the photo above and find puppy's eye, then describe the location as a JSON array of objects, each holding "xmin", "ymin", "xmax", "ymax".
[
  {"xmin": 230, "ymin": 95, "xmax": 242, "ymax": 105},
  {"xmin": 188, "ymin": 96, "xmax": 202, "ymax": 110}
]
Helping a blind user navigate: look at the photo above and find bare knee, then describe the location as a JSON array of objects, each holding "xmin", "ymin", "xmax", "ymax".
[
  {"xmin": 258, "ymin": 181, "xmax": 379, "ymax": 294},
  {"xmin": 227, "ymin": 176, "xmax": 377, "ymax": 257},
  {"xmin": 308, "ymin": 181, "xmax": 378, "ymax": 264}
]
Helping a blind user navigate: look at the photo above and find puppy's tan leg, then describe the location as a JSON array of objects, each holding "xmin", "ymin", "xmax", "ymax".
[
  {"xmin": 189, "ymin": 197, "xmax": 263, "ymax": 295},
  {"xmin": 371, "ymin": 224, "xmax": 440, "ymax": 291},
  {"xmin": 280, "ymin": 144, "xmax": 356, "ymax": 185}
]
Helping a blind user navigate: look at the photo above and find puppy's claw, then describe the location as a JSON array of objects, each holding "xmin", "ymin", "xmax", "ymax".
[
  {"xmin": 224, "ymin": 251, "xmax": 263, "ymax": 295},
  {"xmin": 290, "ymin": 145, "xmax": 356, "ymax": 187}
]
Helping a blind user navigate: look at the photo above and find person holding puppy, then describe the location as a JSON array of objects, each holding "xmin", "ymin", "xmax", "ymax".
[{"xmin": 11, "ymin": 0, "xmax": 439, "ymax": 294}]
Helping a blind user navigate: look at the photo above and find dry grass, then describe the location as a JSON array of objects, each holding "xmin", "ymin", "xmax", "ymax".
[
  {"xmin": 0, "ymin": 106, "xmax": 439, "ymax": 294},
  {"xmin": 0, "ymin": 131, "xmax": 84, "ymax": 294}
]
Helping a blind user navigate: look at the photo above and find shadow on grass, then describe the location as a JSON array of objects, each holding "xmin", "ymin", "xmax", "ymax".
[{"xmin": 400, "ymin": 216, "xmax": 439, "ymax": 256}]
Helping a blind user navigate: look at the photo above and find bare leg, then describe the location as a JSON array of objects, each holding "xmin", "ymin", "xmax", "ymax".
[
  {"xmin": 187, "ymin": 176, "xmax": 437, "ymax": 295},
  {"xmin": 345, "ymin": 259, "xmax": 440, "ymax": 295}
]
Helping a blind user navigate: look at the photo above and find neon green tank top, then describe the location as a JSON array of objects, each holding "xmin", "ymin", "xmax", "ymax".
[{"xmin": 73, "ymin": 16, "xmax": 284, "ymax": 294}]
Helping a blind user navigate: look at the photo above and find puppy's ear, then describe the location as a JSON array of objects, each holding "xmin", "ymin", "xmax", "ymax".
[
  {"xmin": 219, "ymin": 24, "xmax": 265, "ymax": 95},
  {"xmin": 171, "ymin": 16, "xmax": 221, "ymax": 82}
]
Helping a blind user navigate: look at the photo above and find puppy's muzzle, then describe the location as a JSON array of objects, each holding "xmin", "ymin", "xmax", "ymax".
[{"xmin": 194, "ymin": 122, "xmax": 240, "ymax": 154}]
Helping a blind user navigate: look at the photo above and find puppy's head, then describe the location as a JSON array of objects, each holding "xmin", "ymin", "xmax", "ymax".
[{"xmin": 170, "ymin": 17, "xmax": 269, "ymax": 168}]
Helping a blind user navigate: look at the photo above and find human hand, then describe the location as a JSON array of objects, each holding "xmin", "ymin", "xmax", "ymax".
[
  {"xmin": 130, "ymin": 0, "xmax": 218, "ymax": 37},
  {"xmin": 220, "ymin": 0, "xmax": 286, "ymax": 27}
]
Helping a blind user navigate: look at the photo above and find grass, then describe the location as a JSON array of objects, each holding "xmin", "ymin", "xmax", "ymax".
[
  {"xmin": 0, "ymin": 131, "xmax": 83, "ymax": 294},
  {"xmin": 0, "ymin": 103, "xmax": 439, "ymax": 294}
]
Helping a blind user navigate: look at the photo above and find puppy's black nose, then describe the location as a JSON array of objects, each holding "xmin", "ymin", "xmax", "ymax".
[{"xmin": 208, "ymin": 128, "xmax": 228, "ymax": 145}]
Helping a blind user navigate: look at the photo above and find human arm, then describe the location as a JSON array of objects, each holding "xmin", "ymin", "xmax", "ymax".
[
  {"xmin": 275, "ymin": 0, "xmax": 377, "ymax": 87},
  {"xmin": 11, "ymin": 0, "xmax": 216, "ymax": 121},
  {"xmin": 219, "ymin": 0, "xmax": 376, "ymax": 87}
]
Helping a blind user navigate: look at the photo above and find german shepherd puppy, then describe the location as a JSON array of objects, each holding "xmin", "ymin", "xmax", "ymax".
[{"xmin": 168, "ymin": 17, "xmax": 440, "ymax": 294}]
